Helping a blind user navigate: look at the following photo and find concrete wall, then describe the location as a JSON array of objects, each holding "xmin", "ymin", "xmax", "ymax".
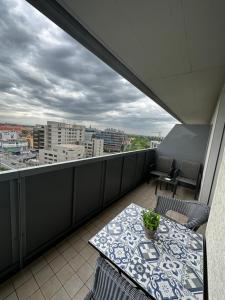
[
  {"xmin": 206, "ymin": 146, "xmax": 225, "ymax": 299},
  {"xmin": 199, "ymin": 86, "xmax": 225, "ymax": 204},
  {"xmin": 157, "ymin": 124, "xmax": 210, "ymax": 168}
]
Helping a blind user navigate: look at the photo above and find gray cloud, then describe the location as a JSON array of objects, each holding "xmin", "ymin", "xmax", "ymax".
[{"xmin": 0, "ymin": 0, "xmax": 178, "ymax": 136}]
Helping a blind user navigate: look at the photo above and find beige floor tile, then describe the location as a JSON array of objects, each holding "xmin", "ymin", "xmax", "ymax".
[
  {"xmin": 85, "ymin": 275, "xmax": 94, "ymax": 290},
  {"xmin": 56, "ymin": 264, "xmax": 75, "ymax": 285},
  {"xmin": 28, "ymin": 289, "xmax": 45, "ymax": 300},
  {"xmin": 80, "ymin": 232, "xmax": 92, "ymax": 243},
  {"xmin": 44, "ymin": 248, "xmax": 59, "ymax": 263},
  {"xmin": 87, "ymin": 252, "xmax": 99, "ymax": 268},
  {"xmin": 69, "ymin": 254, "xmax": 85, "ymax": 272},
  {"xmin": 76, "ymin": 228, "xmax": 89, "ymax": 239},
  {"xmin": 34, "ymin": 264, "xmax": 54, "ymax": 287},
  {"xmin": 49, "ymin": 255, "xmax": 67, "ymax": 273},
  {"xmin": 40, "ymin": 276, "xmax": 62, "ymax": 299},
  {"xmin": 51, "ymin": 287, "xmax": 70, "ymax": 300},
  {"xmin": 5, "ymin": 292, "xmax": 18, "ymax": 300},
  {"xmin": 56, "ymin": 241, "xmax": 71, "ymax": 254},
  {"xmin": 73, "ymin": 285, "xmax": 89, "ymax": 300},
  {"xmin": 0, "ymin": 280, "xmax": 14, "ymax": 300},
  {"xmin": 77, "ymin": 262, "xmax": 93, "ymax": 283},
  {"xmin": 63, "ymin": 274, "xmax": 83, "ymax": 298},
  {"xmin": 79, "ymin": 245, "xmax": 95, "ymax": 261},
  {"xmin": 72, "ymin": 239, "xmax": 86, "ymax": 252},
  {"xmin": 16, "ymin": 277, "xmax": 39, "ymax": 300},
  {"xmin": 12, "ymin": 269, "xmax": 33, "ymax": 289},
  {"xmin": 62, "ymin": 247, "xmax": 78, "ymax": 262},
  {"xmin": 29, "ymin": 257, "xmax": 47, "ymax": 275}
]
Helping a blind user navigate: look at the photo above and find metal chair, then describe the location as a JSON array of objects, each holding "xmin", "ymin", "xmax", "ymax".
[
  {"xmin": 148, "ymin": 155, "xmax": 174, "ymax": 182},
  {"xmin": 176, "ymin": 160, "xmax": 202, "ymax": 199},
  {"xmin": 85, "ymin": 257, "xmax": 149, "ymax": 300},
  {"xmin": 155, "ymin": 195, "xmax": 210, "ymax": 231}
]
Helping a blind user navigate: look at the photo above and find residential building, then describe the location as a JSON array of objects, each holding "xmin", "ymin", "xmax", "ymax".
[
  {"xmin": 44, "ymin": 121, "xmax": 85, "ymax": 149},
  {"xmin": 33, "ymin": 125, "xmax": 45, "ymax": 149},
  {"xmin": 84, "ymin": 138, "xmax": 104, "ymax": 157},
  {"xmin": 0, "ymin": 131, "xmax": 19, "ymax": 140},
  {"xmin": 84, "ymin": 127, "xmax": 99, "ymax": 141},
  {"xmin": 0, "ymin": 140, "xmax": 28, "ymax": 153},
  {"xmin": 96, "ymin": 128, "xmax": 127, "ymax": 152},
  {"xmin": 150, "ymin": 140, "xmax": 161, "ymax": 149},
  {"xmin": 0, "ymin": 131, "xmax": 28, "ymax": 153},
  {"xmin": 39, "ymin": 144, "xmax": 85, "ymax": 165}
]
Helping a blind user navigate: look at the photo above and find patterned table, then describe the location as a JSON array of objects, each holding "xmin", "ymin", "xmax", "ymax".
[{"xmin": 89, "ymin": 203, "xmax": 204, "ymax": 300}]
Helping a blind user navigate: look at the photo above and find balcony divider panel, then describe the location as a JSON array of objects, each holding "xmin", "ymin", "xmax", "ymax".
[
  {"xmin": 74, "ymin": 161, "xmax": 104, "ymax": 225},
  {"xmin": 121, "ymin": 154, "xmax": 138, "ymax": 193},
  {"xmin": 135, "ymin": 152, "xmax": 146, "ymax": 185},
  {"xmin": 0, "ymin": 173, "xmax": 19, "ymax": 281},
  {"xmin": 103, "ymin": 157, "xmax": 123, "ymax": 207},
  {"xmin": 22, "ymin": 168, "xmax": 74, "ymax": 259}
]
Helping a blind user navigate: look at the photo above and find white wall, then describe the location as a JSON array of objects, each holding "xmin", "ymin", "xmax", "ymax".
[
  {"xmin": 199, "ymin": 85, "xmax": 225, "ymax": 204},
  {"xmin": 206, "ymin": 145, "xmax": 225, "ymax": 299}
]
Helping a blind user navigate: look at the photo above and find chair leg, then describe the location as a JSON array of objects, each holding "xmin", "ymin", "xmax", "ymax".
[
  {"xmin": 194, "ymin": 187, "xmax": 198, "ymax": 200},
  {"xmin": 155, "ymin": 180, "xmax": 158, "ymax": 195}
]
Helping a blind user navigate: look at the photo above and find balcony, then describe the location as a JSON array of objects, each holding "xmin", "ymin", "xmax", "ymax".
[
  {"xmin": 1, "ymin": 1, "xmax": 225, "ymax": 299},
  {"xmin": 0, "ymin": 149, "xmax": 193, "ymax": 299}
]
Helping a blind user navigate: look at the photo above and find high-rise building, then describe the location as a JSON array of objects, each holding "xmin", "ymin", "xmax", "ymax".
[
  {"xmin": 84, "ymin": 138, "xmax": 104, "ymax": 158},
  {"xmin": 39, "ymin": 144, "xmax": 85, "ymax": 165},
  {"xmin": 33, "ymin": 125, "xmax": 45, "ymax": 149},
  {"xmin": 44, "ymin": 121, "xmax": 85, "ymax": 149},
  {"xmin": 84, "ymin": 127, "xmax": 99, "ymax": 141},
  {"xmin": 96, "ymin": 128, "xmax": 127, "ymax": 152}
]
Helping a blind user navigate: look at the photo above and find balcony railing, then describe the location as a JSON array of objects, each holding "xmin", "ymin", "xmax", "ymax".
[{"xmin": 0, "ymin": 148, "xmax": 155, "ymax": 281}]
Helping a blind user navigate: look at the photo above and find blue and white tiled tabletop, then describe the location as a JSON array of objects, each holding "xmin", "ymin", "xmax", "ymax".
[{"xmin": 89, "ymin": 203, "xmax": 204, "ymax": 300}]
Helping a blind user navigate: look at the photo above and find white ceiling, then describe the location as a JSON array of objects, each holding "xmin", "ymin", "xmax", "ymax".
[{"xmin": 57, "ymin": 0, "xmax": 225, "ymax": 123}]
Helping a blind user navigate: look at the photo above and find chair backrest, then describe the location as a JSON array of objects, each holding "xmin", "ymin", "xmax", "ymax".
[
  {"xmin": 85, "ymin": 257, "xmax": 149, "ymax": 300},
  {"xmin": 180, "ymin": 160, "xmax": 201, "ymax": 180},
  {"xmin": 155, "ymin": 196, "xmax": 210, "ymax": 230},
  {"xmin": 156, "ymin": 155, "xmax": 174, "ymax": 173}
]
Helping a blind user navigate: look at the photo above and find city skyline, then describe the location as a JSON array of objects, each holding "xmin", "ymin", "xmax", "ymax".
[{"xmin": 0, "ymin": 0, "xmax": 178, "ymax": 136}]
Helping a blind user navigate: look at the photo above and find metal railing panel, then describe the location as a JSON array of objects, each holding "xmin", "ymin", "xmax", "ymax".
[{"xmin": 0, "ymin": 148, "xmax": 155, "ymax": 280}]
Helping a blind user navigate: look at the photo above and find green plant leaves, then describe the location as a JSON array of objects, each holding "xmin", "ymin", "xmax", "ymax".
[{"xmin": 142, "ymin": 209, "xmax": 160, "ymax": 231}]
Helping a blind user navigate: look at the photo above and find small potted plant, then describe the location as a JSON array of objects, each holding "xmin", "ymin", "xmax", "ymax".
[{"xmin": 142, "ymin": 209, "xmax": 160, "ymax": 239}]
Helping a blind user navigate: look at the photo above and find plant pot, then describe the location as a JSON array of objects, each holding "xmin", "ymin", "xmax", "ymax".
[{"xmin": 144, "ymin": 227, "xmax": 157, "ymax": 239}]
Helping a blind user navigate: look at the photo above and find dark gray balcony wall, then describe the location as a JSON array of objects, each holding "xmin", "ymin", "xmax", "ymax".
[
  {"xmin": 0, "ymin": 149, "xmax": 154, "ymax": 281},
  {"xmin": 156, "ymin": 124, "xmax": 210, "ymax": 168},
  {"xmin": 103, "ymin": 157, "xmax": 123, "ymax": 207},
  {"xmin": 22, "ymin": 168, "xmax": 74, "ymax": 259},
  {"xmin": 74, "ymin": 162, "xmax": 104, "ymax": 225},
  {"xmin": 0, "ymin": 173, "xmax": 19, "ymax": 281},
  {"xmin": 121, "ymin": 154, "xmax": 138, "ymax": 193}
]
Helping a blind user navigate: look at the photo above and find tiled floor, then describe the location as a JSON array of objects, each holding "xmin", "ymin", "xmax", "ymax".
[{"xmin": 0, "ymin": 181, "xmax": 197, "ymax": 300}]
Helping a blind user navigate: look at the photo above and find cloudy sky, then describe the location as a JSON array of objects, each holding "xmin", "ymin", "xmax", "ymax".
[{"xmin": 0, "ymin": 0, "xmax": 178, "ymax": 136}]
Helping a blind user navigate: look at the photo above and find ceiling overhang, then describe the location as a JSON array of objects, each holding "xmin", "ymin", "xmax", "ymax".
[{"xmin": 27, "ymin": 0, "xmax": 225, "ymax": 124}]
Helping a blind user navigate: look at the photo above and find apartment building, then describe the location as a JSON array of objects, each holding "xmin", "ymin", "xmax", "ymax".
[
  {"xmin": 96, "ymin": 128, "xmax": 127, "ymax": 152},
  {"xmin": 84, "ymin": 127, "xmax": 99, "ymax": 141},
  {"xmin": 44, "ymin": 121, "xmax": 85, "ymax": 149},
  {"xmin": 39, "ymin": 144, "xmax": 85, "ymax": 165},
  {"xmin": 33, "ymin": 125, "xmax": 45, "ymax": 149},
  {"xmin": 84, "ymin": 138, "xmax": 104, "ymax": 158},
  {"xmin": 150, "ymin": 140, "xmax": 161, "ymax": 149}
]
